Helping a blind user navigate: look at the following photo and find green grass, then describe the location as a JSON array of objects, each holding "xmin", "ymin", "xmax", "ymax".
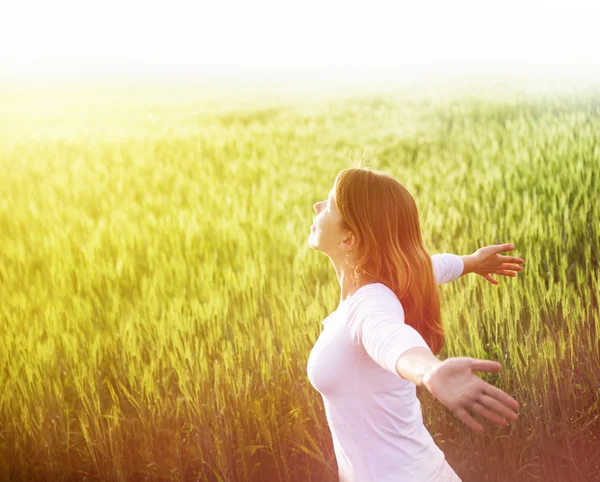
[{"xmin": 0, "ymin": 82, "xmax": 598, "ymax": 482}]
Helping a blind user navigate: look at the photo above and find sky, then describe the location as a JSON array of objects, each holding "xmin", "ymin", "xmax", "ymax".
[{"xmin": 1, "ymin": 0, "xmax": 599, "ymax": 86}]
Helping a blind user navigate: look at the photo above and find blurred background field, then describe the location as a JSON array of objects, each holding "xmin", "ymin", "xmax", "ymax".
[{"xmin": 0, "ymin": 81, "xmax": 599, "ymax": 482}]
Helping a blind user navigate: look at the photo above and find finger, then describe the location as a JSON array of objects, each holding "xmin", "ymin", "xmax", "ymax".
[
  {"xmin": 454, "ymin": 407, "xmax": 484, "ymax": 432},
  {"xmin": 482, "ymin": 274, "xmax": 499, "ymax": 285},
  {"xmin": 501, "ymin": 257, "xmax": 525, "ymax": 265},
  {"xmin": 478, "ymin": 393, "xmax": 519, "ymax": 423},
  {"xmin": 470, "ymin": 360, "xmax": 502, "ymax": 372},
  {"xmin": 470, "ymin": 400, "xmax": 508, "ymax": 427},
  {"xmin": 494, "ymin": 243, "xmax": 514, "ymax": 253},
  {"xmin": 500, "ymin": 263, "xmax": 524, "ymax": 272},
  {"xmin": 495, "ymin": 270, "xmax": 517, "ymax": 277},
  {"xmin": 483, "ymin": 385, "xmax": 521, "ymax": 414}
]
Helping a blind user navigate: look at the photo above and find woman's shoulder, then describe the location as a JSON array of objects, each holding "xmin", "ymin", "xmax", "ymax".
[{"xmin": 344, "ymin": 282, "xmax": 405, "ymax": 319}]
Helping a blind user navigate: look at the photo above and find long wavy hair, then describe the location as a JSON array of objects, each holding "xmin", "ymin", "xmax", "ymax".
[{"xmin": 334, "ymin": 166, "xmax": 445, "ymax": 355}]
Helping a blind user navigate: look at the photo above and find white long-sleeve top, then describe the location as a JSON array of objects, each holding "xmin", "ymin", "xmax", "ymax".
[{"xmin": 306, "ymin": 253, "xmax": 465, "ymax": 482}]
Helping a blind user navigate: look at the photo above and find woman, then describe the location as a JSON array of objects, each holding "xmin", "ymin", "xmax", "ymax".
[{"xmin": 306, "ymin": 167, "xmax": 524, "ymax": 482}]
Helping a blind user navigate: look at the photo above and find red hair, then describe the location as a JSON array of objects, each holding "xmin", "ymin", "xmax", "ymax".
[{"xmin": 334, "ymin": 166, "xmax": 445, "ymax": 355}]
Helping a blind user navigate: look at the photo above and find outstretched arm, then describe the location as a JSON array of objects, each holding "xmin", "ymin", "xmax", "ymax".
[
  {"xmin": 396, "ymin": 347, "xmax": 520, "ymax": 433},
  {"xmin": 431, "ymin": 253, "xmax": 464, "ymax": 285},
  {"xmin": 433, "ymin": 243, "xmax": 525, "ymax": 286},
  {"xmin": 353, "ymin": 292, "xmax": 521, "ymax": 433}
]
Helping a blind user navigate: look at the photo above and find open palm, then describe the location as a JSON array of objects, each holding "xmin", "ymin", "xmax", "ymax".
[
  {"xmin": 423, "ymin": 357, "xmax": 520, "ymax": 432},
  {"xmin": 473, "ymin": 244, "xmax": 525, "ymax": 285}
]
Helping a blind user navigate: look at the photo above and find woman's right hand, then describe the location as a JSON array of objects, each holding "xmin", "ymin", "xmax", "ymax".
[{"xmin": 422, "ymin": 357, "xmax": 520, "ymax": 432}]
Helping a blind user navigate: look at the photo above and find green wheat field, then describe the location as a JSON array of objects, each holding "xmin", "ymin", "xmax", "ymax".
[{"xmin": 0, "ymin": 81, "xmax": 599, "ymax": 482}]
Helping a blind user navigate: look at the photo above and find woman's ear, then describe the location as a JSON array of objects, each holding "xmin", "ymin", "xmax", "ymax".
[{"xmin": 341, "ymin": 230, "xmax": 357, "ymax": 251}]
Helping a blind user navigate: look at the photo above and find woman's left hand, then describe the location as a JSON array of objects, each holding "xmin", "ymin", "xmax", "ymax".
[
  {"xmin": 470, "ymin": 243, "xmax": 525, "ymax": 285},
  {"xmin": 422, "ymin": 357, "xmax": 520, "ymax": 433}
]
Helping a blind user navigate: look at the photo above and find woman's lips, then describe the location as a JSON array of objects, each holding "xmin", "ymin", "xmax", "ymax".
[{"xmin": 311, "ymin": 224, "xmax": 316, "ymax": 231}]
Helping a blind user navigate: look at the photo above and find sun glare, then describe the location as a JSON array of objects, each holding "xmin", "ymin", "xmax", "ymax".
[{"xmin": 0, "ymin": 0, "xmax": 599, "ymax": 84}]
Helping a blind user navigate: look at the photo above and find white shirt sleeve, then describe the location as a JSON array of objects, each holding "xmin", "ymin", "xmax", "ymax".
[
  {"xmin": 353, "ymin": 294, "xmax": 431, "ymax": 377},
  {"xmin": 431, "ymin": 253, "xmax": 464, "ymax": 285}
]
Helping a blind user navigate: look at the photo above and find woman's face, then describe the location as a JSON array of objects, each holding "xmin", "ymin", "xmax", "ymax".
[{"xmin": 308, "ymin": 188, "xmax": 349, "ymax": 257}]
